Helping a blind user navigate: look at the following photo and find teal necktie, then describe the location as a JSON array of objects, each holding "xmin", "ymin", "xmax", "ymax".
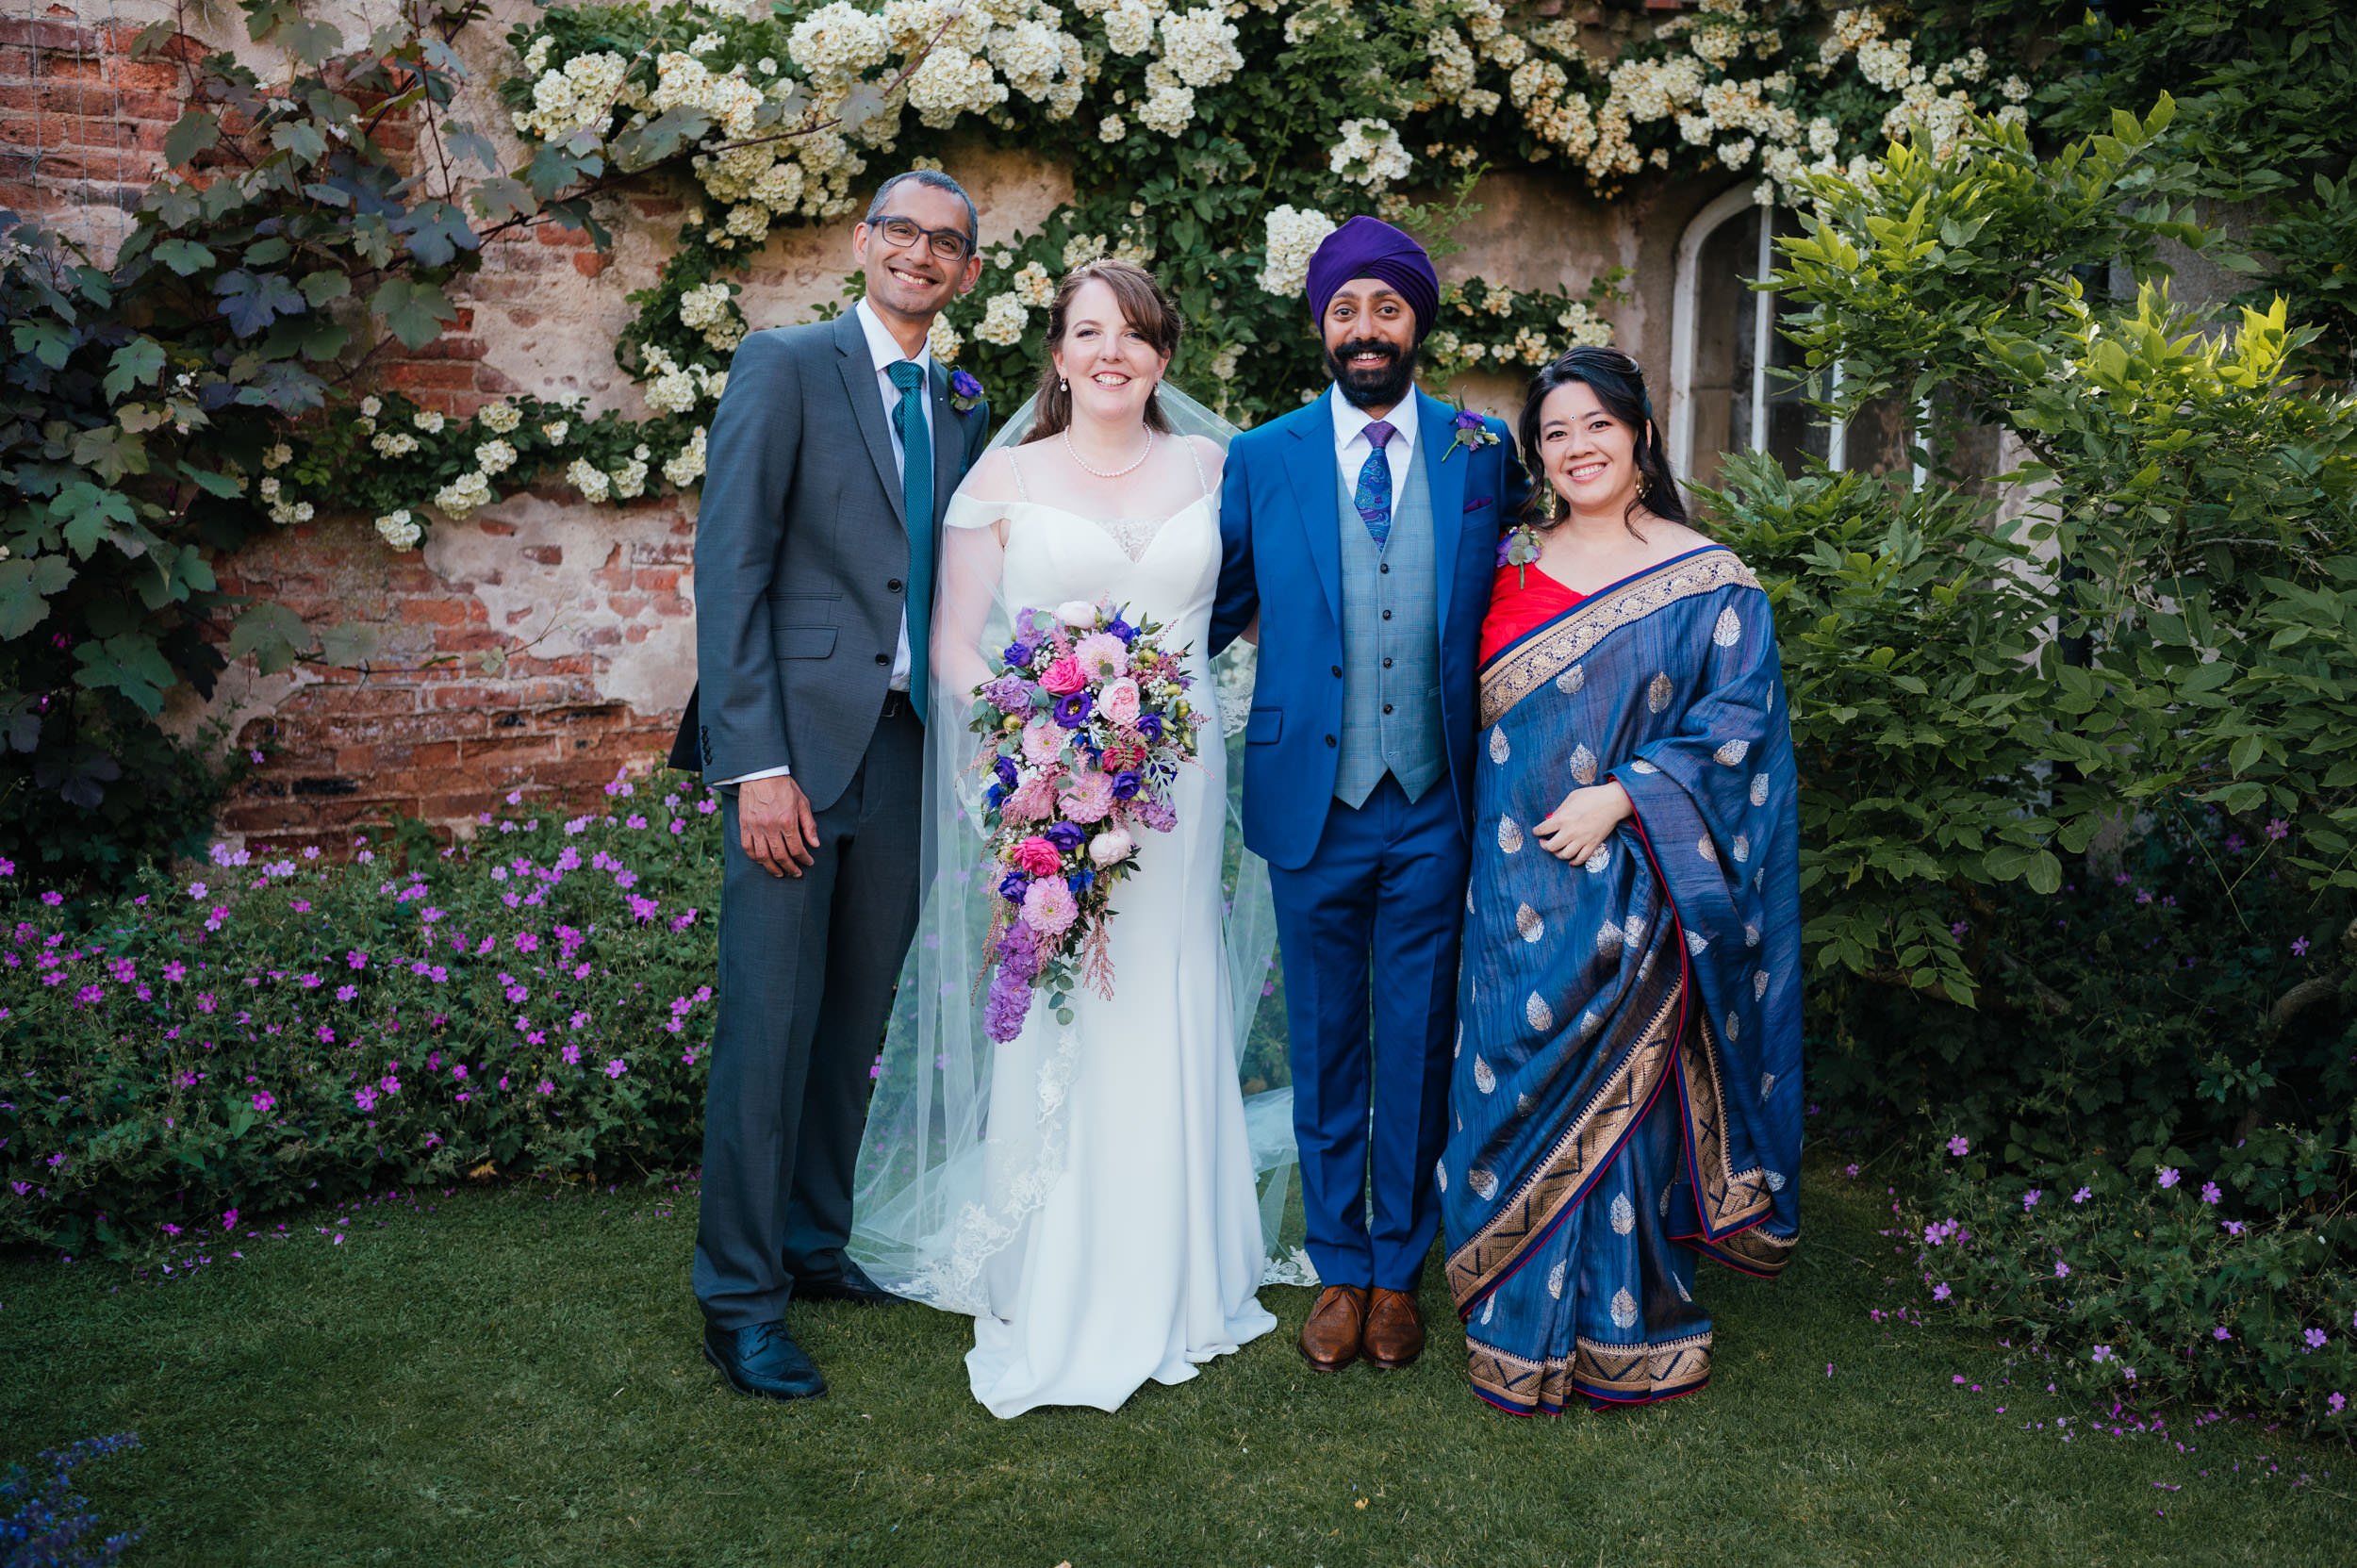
[{"xmin": 886, "ymin": 359, "xmax": 932, "ymax": 724}]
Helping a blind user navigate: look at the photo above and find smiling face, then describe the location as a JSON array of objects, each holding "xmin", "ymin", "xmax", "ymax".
[
  {"xmin": 1049, "ymin": 277, "xmax": 1170, "ymax": 427},
  {"xmin": 1536, "ymin": 377, "xmax": 1646, "ymax": 519},
  {"xmin": 1320, "ymin": 277, "xmax": 1420, "ymax": 411},
  {"xmin": 852, "ymin": 180, "xmax": 981, "ymax": 329}
]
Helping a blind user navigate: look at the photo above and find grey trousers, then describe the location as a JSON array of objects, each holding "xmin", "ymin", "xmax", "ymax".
[{"xmin": 692, "ymin": 701, "xmax": 924, "ymax": 1329}]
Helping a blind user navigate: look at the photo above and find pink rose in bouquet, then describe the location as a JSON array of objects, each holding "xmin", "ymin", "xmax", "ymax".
[
  {"xmin": 1012, "ymin": 836, "xmax": 1062, "ymax": 878},
  {"xmin": 1099, "ymin": 677, "xmax": 1143, "ymax": 728},
  {"xmin": 1039, "ymin": 656, "xmax": 1087, "ymax": 696}
]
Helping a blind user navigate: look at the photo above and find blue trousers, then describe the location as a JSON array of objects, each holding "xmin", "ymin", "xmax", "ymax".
[{"xmin": 1268, "ymin": 774, "xmax": 1469, "ymax": 1292}]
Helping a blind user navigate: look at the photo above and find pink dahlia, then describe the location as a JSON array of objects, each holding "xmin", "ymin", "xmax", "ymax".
[
  {"xmin": 1060, "ymin": 768, "xmax": 1116, "ymax": 824},
  {"xmin": 1020, "ymin": 718, "xmax": 1066, "ymax": 767},
  {"xmin": 1001, "ymin": 772, "xmax": 1057, "ymax": 823},
  {"xmin": 1074, "ymin": 632, "xmax": 1129, "ymax": 681},
  {"xmin": 1020, "ymin": 876, "xmax": 1079, "ymax": 936}
]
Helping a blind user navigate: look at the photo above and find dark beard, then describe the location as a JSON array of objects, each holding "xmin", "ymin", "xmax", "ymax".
[{"xmin": 1323, "ymin": 336, "xmax": 1419, "ymax": 409}]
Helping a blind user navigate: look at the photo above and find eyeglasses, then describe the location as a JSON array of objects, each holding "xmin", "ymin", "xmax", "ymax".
[{"xmin": 870, "ymin": 214, "xmax": 975, "ymax": 263}]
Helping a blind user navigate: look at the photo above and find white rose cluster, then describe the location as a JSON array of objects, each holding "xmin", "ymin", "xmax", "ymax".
[
  {"xmin": 679, "ymin": 280, "xmax": 748, "ymax": 353},
  {"xmin": 374, "ymin": 509, "xmax": 422, "ymax": 551},
  {"xmin": 663, "ymin": 426, "xmax": 710, "ymax": 487},
  {"xmin": 435, "ymin": 471, "xmax": 494, "ymax": 518},
  {"xmin": 256, "ymin": 476, "xmax": 313, "ymax": 526},
  {"xmin": 568, "ymin": 458, "xmax": 611, "ymax": 503},
  {"xmin": 639, "ymin": 345, "xmax": 727, "ymax": 415},
  {"xmin": 1329, "ymin": 117, "xmax": 1411, "ymax": 189},
  {"xmin": 510, "ymin": 51, "xmax": 631, "ymax": 143},
  {"xmin": 479, "ymin": 401, "xmax": 522, "ymax": 434},
  {"xmin": 1258, "ymin": 204, "xmax": 1335, "ymax": 297},
  {"xmin": 974, "ymin": 291, "xmax": 1030, "ymax": 347}
]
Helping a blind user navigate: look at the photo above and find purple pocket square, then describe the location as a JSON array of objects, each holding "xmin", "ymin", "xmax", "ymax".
[{"xmin": 1464, "ymin": 495, "xmax": 1493, "ymax": 512}]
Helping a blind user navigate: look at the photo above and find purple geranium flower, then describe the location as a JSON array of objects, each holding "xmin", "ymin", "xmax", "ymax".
[{"xmin": 1053, "ymin": 690, "xmax": 1093, "ymax": 728}]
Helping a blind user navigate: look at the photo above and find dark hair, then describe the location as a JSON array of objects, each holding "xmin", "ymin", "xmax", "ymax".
[
  {"xmin": 865, "ymin": 169, "xmax": 979, "ymax": 251},
  {"xmin": 1022, "ymin": 259, "xmax": 1181, "ymax": 443},
  {"xmin": 1517, "ymin": 346, "xmax": 1689, "ymax": 533}
]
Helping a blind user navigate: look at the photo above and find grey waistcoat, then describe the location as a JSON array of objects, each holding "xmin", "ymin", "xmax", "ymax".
[{"xmin": 1333, "ymin": 437, "xmax": 1444, "ymax": 809}]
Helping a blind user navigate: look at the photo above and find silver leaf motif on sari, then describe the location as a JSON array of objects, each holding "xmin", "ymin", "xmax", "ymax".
[
  {"xmin": 1516, "ymin": 902, "xmax": 1545, "ymax": 943},
  {"xmin": 1547, "ymin": 1259, "xmax": 1566, "ymax": 1299},
  {"xmin": 1570, "ymin": 743, "xmax": 1598, "ymax": 785},
  {"xmin": 1675, "ymin": 1275, "xmax": 1692, "ymax": 1303},
  {"xmin": 1577, "ymin": 1009, "xmax": 1602, "ymax": 1040},
  {"xmin": 1624, "ymin": 914, "xmax": 1646, "ymax": 947},
  {"xmin": 1480, "ymin": 1293, "xmax": 1496, "ymax": 1325},
  {"xmin": 1697, "ymin": 834, "xmax": 1718, "ymax": 864},
  {"xmin": 1556, "ymin": 664, "xmax": 1585, "ymax": 695},
  {"xmin": 1750, "ymin": 772, "xmax": 1771, "ymax": 806},
  {"xmin": 1744, "ymin": 921, "xmax": 1761, "ymax": 948},
  {"xmin": 1474, "ymin": 1054, "xmax": 1496, "ymax": 1094},
  {"xmin": 1610, "ymin": 1193, "xmax": 1635, "ymax": 1235},
  {"xmin": 1754, "ymin": 968, "xmax": 1770, "ymax": 999},
  {"xmin": 1629, "ymin": 758, "xmax": 1658, "ymax": 774},
  {"xmin": 1760, "ymin": 1071, "xmax": 1777, "ymax": 1099},
  {"xmin": 1517, "ymin": 1091, "xmax": 1534, "ymax": 1114},
  {"xmin": 1435, "ymin": 1159, "xmax": 1447, "ymax": 1193},
  {"xmin": 1610, "ymin": 1287, "xmax": 1640, "ymax": 1329},
  {"xmin": 1732, "ymin": 833, "xmax": 1751, "ymax": 864},
  {"xmin": 1596, "ymin": 919, "xmax": 1624, "ymax": 957},
  {"xmin": 1685, "ymin": 929, "xmax": 1709, "ymax": 956},
  {"xmin": 1525, "ymin": 992, "xmax": 1555, "ymax": 1032},
  {"xmin": 1498, "ymin": 816, "xmax": 1525, "ymax": 854},
  {"xmin": 1584, "ymin": 842, "xmax": 1611, "ymax": 874},
  {"xmin": 1724, "ymin": 1009, "xmax": 1740, "ymax": 1042},
  {"xmin": 1714, "ymin": 737, "xmax": 1749, "ymax": 767},
  {"xmin": 1489, "ymin": 728, "xmax": 1511, "ymax": 765},
  {"xmin": 1766, "ymin": 1169, "xmax": 1787, "ymax": 1193},
  {"xmin": 1713, "ymin": 605, "xmax": 1743, "ymax": 647},
  {"xmin": 1647, "ymin": 672, "xmax": 1673, "ymax": 713},
  {"xmin": 1658, "ymin": 1186, "xmax": 1673, "ymax": 1217},
  {"xmin": 1471, "ymin": 1167, "xmax": 1499, "ymax": 1202}
]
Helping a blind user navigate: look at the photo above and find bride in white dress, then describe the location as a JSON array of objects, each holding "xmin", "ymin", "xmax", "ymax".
[{"xmin": 849, "ymin": 260, "xmax": 1303, "ymax": 1417}]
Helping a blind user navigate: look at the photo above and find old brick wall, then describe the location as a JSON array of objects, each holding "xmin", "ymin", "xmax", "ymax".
[{"xmin": 10, "ymin": 0, "xmax": 1705, "ymax": 855}]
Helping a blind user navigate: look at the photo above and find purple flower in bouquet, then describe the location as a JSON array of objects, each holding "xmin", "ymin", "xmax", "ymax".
[
  {"xmin": 1134, "ymin": 793, "xmax": 1178, "ymax": 833},
  {"xmin": 997, "ymin": 870, "xmax": 1028, "ymax": 902},
  {"xmin": 1044, "ymin": 820, "xmax": 1086, "ymax": 853},
  {"xmin": 982, "ymin": 673, "xmax": 1031, "ymax": 712},
  {"xmin": 994, "ymin": 754, "xmax": 1020, "ymax": 789},
  {"xmin": 984, "ymin": 960, "xmax": 1033, "ymax": 1040},
  {"xmin": 1053, "ymin": 690, "xmax": 1094, "ymax": 728},
  {"xmin": 1136, "ymin": 713, "xmax": 1163, "ymax": 742},
  {"xmin": 1000, "ymin": 642, "xmax": 1035, "ymax": 671},
  {"xmin": 1111, "ymin": 770, "xmax": 1144, "ymax": 800},
  {"xmin": 1107, "ymin": 614, "xmax": 1137, "ymax": 645}
]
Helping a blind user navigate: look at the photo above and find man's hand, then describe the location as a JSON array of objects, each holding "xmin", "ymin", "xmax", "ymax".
[
  {"xmin": 740, "ymin": 773, "xmax": 818, "ymax": 877},
  {"xmin": 1535, "ymin": 780, "xmax": 1634, "ymax": 865}
]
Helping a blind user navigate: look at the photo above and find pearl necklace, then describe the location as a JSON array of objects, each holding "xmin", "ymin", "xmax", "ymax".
[{"xmin": 1062, "ymin": 426, "xmax": 1156, "ymax": 479}]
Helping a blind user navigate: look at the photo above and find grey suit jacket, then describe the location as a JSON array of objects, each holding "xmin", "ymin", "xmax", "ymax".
[{"xmin": 669, "ymin": 307, "xmax": 992, "ymax": 810}]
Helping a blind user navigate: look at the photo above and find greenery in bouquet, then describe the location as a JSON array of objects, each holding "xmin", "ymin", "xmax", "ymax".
[{"xmin": 970, "ymin": 598, "xmax": 1201, "ymax": 1043}]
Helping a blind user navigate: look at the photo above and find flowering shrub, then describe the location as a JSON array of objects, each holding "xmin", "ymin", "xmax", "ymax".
[
  {"xmin": 0, "ymin": 781, "xmax": 726, "ymax": 1260},
  {"xmin": 0, "ymin": 1433, "xmax": 140, "ymax": 1566},
  {"xmin": 1898, "ymin": 1135, "xmax": 2354, "ymax": 1438}
]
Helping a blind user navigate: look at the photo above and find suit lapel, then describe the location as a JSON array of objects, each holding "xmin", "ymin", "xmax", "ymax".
[
  {"xmin": 1417, "ymin": 387, "xmax": 1468, "ymax": 641},
  {"xmin": 929, "ymin": 358, "xmax": 962, "ymax": 520},
  {"xmin": 1284, "ymin": 390, "xmax": 1343, "ymax": 628},
  {"xmin": 834, "ymin": 307, "xmax": 906, "ymax": 533}
]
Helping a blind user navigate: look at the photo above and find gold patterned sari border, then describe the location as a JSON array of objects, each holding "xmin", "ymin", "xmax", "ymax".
[
  {"xmin": 1467, "ymin": 1331, "xmax": 1713, "ymax": 1410},
  {"xmin": 1677, "ymin": 1014, "xmax": 1775, "ymax": 1241},
  {"xmin": 1444, "ymin": 971, "xmax": 1682, "ymax": 1310},
  {"xmin": 1478, "ymin": 549, "xmax": 1762, "ymax": 731}
]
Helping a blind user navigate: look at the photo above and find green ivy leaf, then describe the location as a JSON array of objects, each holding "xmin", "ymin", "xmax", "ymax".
[
  {"xmin": 226, "ymin": 602, "xmax": 315, "ymax": 674},
  {"xmin": 163, "ymin": 110, "xmax": 220, "ymax": 169},
  {"xmin": 370, "ymin": 277, "xmax": 458, "ymax": 350},
  {"xmin": 102, "ymin": 338, "xmax": 166, "ymax": 401},
  {"xmin": 215, "ymin": 269, "xmax": 306, "ymax": 338},
  {"xmin": 0, "ymin": 555, "xmax": 75, "ymax": 640},
  {"xmin": 152, "ymin": 238, "xmax": 216, "ymax": 276},
  {"xmin": 52, "ymin": 481, "xmax": 139, "ymax": 558},
  {"xmin": 395, "ymin": 201, "xmax": 479, "ymax": 269},
  {"xmin": 269, "ymin": 120, "xmax": 330, "ymax": 166}
]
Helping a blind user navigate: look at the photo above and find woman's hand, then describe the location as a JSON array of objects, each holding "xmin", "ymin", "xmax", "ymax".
[{"xmin": 1535, "ymin": 779, "xmax": 1634, "ymax": 865}]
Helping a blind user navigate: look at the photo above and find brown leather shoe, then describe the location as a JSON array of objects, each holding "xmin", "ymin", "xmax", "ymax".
[
  {"xmin": 1363, "ymin": 1287, "xmax": 1426, "ymax": 1370},
  {"xmin": 1298, "ymin": 1285, "xmax": 1369, "ymax": 1372}
]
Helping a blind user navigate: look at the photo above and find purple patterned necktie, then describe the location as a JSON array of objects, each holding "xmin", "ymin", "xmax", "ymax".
[{"xmin": 1355, "ymin": 419, "xmax": 1396, "ymax": 551}]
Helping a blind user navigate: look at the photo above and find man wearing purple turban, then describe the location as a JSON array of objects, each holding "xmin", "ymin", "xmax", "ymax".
[{"xmin": 1211, "ymin": 216, "xmax": 1528, "ymax": 1375}]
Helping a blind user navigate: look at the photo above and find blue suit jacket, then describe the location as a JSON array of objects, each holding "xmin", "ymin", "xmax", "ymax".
[{"xmin": 1211, "ymin": 387, "xmax": 1529, "ymax": 870}]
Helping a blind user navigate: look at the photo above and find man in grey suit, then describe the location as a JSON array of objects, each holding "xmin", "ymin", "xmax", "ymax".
[{"xmin": 668, "ymin": 169, "xmax": 990, "ymax": 1401}]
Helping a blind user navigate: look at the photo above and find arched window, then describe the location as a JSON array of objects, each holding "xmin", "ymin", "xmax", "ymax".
[{"xmin": 1668, "ymin": 188, "xmax": 1907, "ymax": 489}]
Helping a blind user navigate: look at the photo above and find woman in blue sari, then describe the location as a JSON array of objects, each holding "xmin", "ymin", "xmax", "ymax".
[{"xmin": 1440, "ymin": 348, "xmax": 1801, "ymax": 1414}]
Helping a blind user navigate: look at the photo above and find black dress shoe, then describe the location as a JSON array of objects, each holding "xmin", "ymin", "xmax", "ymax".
[
  {"xmin": 794, "ymin": 1261, "xmax": 903, "ymax": 1306},
  {"xmin": 703, "ymin": 1321, "xmax": 826, "ymax": 1401}
]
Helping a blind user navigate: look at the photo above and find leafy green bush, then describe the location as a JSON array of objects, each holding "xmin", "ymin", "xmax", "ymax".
[
  {"xmin": 0, "ymin": 778, "xmax": 722, "ymax": 1259},
  {"xmin": 1896, "ymin": 1131, "xmax": 2354, "ymax": 1438}
]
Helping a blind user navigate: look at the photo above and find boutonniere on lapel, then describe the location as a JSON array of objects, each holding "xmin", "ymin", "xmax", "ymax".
[
  {"xmin": 1441, "ymin": 404, "xmax": 1499, "ymax": 462},
  {"xmin": 948, "ymin": 370, "xmax": 985, "ymax": 415}
]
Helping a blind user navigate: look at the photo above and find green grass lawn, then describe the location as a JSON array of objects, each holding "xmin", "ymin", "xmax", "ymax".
[{"xmin": 2, "ymin": 1164, "xmax": 2344, "ymax": 1567}]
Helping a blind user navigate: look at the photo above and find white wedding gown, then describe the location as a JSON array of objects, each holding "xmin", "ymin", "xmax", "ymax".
[{"xmin": 859, "ymin": 431, "xmax": 1278, "ymax": 1418}]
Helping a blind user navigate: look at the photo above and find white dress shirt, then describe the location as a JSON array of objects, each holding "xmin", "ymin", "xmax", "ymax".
[
  {"xmin": 715, "ymin": 297, "xmax": 933, "ymax": 787},
  {"xmin": 1329, "ymin": 383, "xmax": 1419, "ymax": 504}
]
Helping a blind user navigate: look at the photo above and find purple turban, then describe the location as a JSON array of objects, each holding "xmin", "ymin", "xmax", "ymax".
[{"xmin": 1305, "ymin": 215, "xmax": 1440, "ymax": 341}]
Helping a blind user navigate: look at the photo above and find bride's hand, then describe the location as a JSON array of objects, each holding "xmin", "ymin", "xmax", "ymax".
[{"xmin": 1535, "ymin": 780, "xmax": 1633, "ymax": 864}]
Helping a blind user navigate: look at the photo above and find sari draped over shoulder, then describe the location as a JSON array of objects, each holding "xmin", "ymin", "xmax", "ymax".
[{"xmin": 1441, "ymin": 544, "xmax": 1803, "ymax": 1415}]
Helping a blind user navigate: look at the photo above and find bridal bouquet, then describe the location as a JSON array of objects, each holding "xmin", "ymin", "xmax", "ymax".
[{"xmin": 970, "ymin": 598, "xmax": 1203, "ymax": 1044}]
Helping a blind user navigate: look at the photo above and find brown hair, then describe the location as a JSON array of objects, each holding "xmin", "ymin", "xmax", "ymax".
[{"xmin": 1022, "ymin": 258, "xmax": 1181, "ymax": 443}]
